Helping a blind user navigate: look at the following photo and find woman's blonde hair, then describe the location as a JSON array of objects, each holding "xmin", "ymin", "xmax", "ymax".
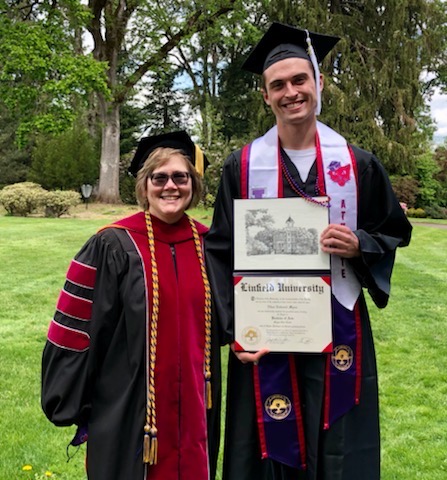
[{"xmin": 135, "ymin": 147, "xmax": 203, "ymax": 212}]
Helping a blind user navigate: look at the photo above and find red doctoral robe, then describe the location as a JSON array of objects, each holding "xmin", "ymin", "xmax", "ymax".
[{"xmin": 41, "ymin": 212, "xmax": 220, "ymax": 480}]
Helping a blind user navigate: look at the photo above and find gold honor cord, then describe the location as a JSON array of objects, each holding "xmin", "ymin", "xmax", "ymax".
[
  {"xmin": 143, "ymin": 211, "xmax": 212, "ymax": 466},
  {"xmin": 188, "ymin": 215, "xmax": 213, "ymax": 410},
  {"xmin": 144, "ymin": 211, "xmax": 159, "ymax": 465}
]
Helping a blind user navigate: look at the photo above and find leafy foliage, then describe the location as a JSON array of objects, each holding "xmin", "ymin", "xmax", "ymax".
[
  {"xmin": 0, "ymin": 101, "xmax": 31, "ymax": 188},
  {"xmin": 407, "ymin": 207, "xmax": 427, "ymax": 218},
  {"xmin": 0, "ymin": 181, "xmax": 81, "ymax": 216},
  {"xmin": 414, "ymin": 152, "xmax": 442, "ymax": 207},
  {"xmin": 43, "ymin": 190, "xmax": 81, "ymax": 217},
  {"xmin": 0, "ymin": 0, "xmax": 445, "ymax": 205},
  {"xmin": 433, "ymin": 143, "xmax": 447, "ymax": 207},
  {"xmin": 0, "ymin": 5, "xmax": 109, "ymax": 146},
  {"xmin": 29, "ymin": 122, "xmax": 99, "ymax": 191},
  {"xmin": 0, "ymin": 182, "xmax": 47, "ymax": 216},
  {"xmin": 423, "ymin": 204, "xmax": 447, "ymax": 220},
  {"xmin": 390, "ymin": 175, "xmax": 419, "ymax": 208}
]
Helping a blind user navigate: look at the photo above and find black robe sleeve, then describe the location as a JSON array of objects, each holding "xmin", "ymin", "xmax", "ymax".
[
  {"xmin": 41, "ymin": 230, "xmax": 127, "ymax": 428},
  {"xmin": 206, "ymin": 152, "xmax": 242, "ymax": 345},
  {"xmin": 349, "ymin": 146, "xmax": 412, "ymax": 308}
]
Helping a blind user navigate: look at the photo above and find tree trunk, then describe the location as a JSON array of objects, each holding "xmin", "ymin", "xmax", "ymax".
[{"xmin": 96, "ymin": 97, "xmax": 121, "ymax": 203}]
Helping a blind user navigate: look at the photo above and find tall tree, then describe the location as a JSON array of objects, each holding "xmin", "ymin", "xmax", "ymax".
[
  {"xmin": 84, "ymin": 0, "xmax": 237, "ymax": 202},
  {"xmin": 0, "ymin": 0, "xmax": 239, "ymax": 202}
]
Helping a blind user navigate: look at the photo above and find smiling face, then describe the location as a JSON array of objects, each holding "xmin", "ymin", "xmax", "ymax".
[
  {"xmin": 146, "ymin": 154, "xmax": 193, "ymax": 224},
  {"xmin": 262, "ymin": 57, "xmax": 323, "ymax": 130}
]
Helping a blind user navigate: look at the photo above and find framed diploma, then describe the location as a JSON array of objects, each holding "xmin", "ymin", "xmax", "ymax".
[
  {"xmin": 234, "ymin": 275, "xmax": 332, "ymax": 353},
  {"xmin": 233, "ymin": 197, "xmax": 330, "ymax": 272}
]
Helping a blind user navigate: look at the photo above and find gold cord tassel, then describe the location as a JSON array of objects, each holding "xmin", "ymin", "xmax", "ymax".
[
  {"xmin": 143, "ymin": 425, "xmax": 150, "ymax": 463},
  {"xmin": 206, "ymin": 372, "xmax": 212, "ymax": 409},
  {"xmin": 143, "ymin": 425, "xmax": 158, "ymax": 465},
  {"xmin": 149, "ymin": 428, "xmax": 158, "ymax": 465}
]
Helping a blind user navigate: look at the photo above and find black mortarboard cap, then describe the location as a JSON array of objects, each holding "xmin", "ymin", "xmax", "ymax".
[
  {"xmin": 242, "ymin": 22, "xmax": 340, "ymax": 75},
  {"xmin": 128, "ymin": 130, "xmax": 208, "ymax": 177}
]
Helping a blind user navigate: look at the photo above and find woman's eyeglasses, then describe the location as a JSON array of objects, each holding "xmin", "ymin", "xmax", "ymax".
[{"xmin": 150, "ymin": 171, "xmax": 191, "ymax": 187}]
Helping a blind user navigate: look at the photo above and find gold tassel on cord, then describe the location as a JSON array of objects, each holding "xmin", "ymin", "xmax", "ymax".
[
  {"xmin": 149, "ymin": 428, "xmax": 158, "ymax": 465},
  {"xmin": 143, "ymin": 425, "xmax": 150, "ymax": 464},
  {"xmin": 205, "ymin": 372, "xmax": 212, "ymax": 409},
  {"xmin": 143, "ymin": 425, "xmax": 158, "ymax": 465}
]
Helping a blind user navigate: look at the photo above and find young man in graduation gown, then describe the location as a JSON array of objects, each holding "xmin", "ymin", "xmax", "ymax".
[
  {"xmin": 205, "ymin": 22, "xmax": 412, "ymax": 480},
  {"xmin": 41, "ymin": 131, "xmax": 221, "ymax": 480}
]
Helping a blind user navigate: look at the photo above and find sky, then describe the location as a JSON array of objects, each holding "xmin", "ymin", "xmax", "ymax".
[{"xmin": 430, "ymin": 88, "xmax": 447, "ymax": 144}]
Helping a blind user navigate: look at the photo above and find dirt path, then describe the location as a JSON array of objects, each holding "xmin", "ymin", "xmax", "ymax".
[{"xmin": 411, "ymin": 222, "xmax": 447, "ymax": 229}]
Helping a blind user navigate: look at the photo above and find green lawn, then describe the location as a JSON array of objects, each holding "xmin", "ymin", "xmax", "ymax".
[{"xmin": 0, "ymin": 210, "xmax": 446, "ymax": 479}]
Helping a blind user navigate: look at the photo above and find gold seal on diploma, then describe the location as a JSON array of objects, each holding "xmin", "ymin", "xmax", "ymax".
[{"xmin": 242, "ymin": 326, "xmax": 261, "ymax": 345}]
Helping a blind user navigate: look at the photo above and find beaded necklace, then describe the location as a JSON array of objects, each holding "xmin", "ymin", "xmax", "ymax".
[
  {"xmin": 280, "ymin": 149, "xmax": 330, "ymax": 208},
  {"xmin": 142, "ymin": 211, "xmax": 212, "ymax": 465}
]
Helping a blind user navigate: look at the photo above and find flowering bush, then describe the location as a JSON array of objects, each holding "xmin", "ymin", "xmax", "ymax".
[
  {"xmin": 0, "ymin": 182, "xmax": 47, "ymax": 216},
  {"xmin": 43, "ymin": 190, "xmax": 81, "ymax": 217}
]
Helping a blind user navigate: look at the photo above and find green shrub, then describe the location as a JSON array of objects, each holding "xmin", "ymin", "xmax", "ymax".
[
  {"xmin": 0, "ymin": 182, "xmax": 47, "ymax": 216},
  {"xmin": 407, "ymin": 207, "xmax": 427, "ymax": 218},
  {"xmin": 119, "ymin": 174, "xmax": 137, "ymax": 205},
  {"xmin": 43, "ymin": 190, "xmax": 81, "ymax": 217},
  {"xmin": 390, "ymin": 175, "xmax": 419, "ymax": 208},
  {"xmin": 203, "ymin": 193, "xmax": 216, "ymax": 208},
  {"xmin": 424, "ymin": 204, "xmax": 447, "ymax": 220},
  {"xmin": 0, "ymin": 183, "xmax": 82, "ymax": 217},
  {"xmin": 29, "ymin": 122, "xmax": 99, "ymax": 191}
]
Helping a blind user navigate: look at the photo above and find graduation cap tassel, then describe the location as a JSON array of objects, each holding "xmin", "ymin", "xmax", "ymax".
[
  {"xmin": 194, "ymin": 145, "xmax": 205, "ymax": 176},
  {"xmin": 305, "ymin": 29, "xmax": 322, "ymax": 116}
]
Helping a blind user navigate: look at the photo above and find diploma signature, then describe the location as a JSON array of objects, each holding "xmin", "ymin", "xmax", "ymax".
[{"xmin": 268, "ymin": 336, "xmax": 313, "ymax": 346}]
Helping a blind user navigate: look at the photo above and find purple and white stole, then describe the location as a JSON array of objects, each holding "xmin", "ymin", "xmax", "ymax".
[{"xmin": 239, "ymin": 122, "xmax": 363, "ymax": 469}]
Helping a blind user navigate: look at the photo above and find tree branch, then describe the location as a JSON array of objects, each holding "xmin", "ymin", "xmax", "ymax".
[{"xmin": 116, "ymin": 0, "xmax": 236, "ymax": 103}]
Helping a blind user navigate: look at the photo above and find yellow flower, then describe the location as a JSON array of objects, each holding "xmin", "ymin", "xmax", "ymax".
[
  {"xmin": 45, "ymin": 472, "xmax": 53, "ymax": 477},
  {"xmin": 22, "ymin": 464, "xmax": 33, "ymax": 471}
]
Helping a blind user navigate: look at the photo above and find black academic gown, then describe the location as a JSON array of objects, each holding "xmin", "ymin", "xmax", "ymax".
[
  {"xmin": 42, "ymin": 213, "xmax": 221, "ymax": 480},
  {"xmin": 205, "ymin": 146, "xmax": 412, "ymax": 480}
]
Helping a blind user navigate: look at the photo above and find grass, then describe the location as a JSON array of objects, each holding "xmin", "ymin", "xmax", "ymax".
[
  {"xmin": 0, "ymin": 206, "xmax": 446, "ymax": 479},
  {"xmin": 372, "ymin": 225, "xmax": 447, "ymax": 478}
]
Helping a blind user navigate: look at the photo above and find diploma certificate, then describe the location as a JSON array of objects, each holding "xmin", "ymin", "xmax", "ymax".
[{"xmin": 234, "ymin": 275, "xmax": 332, "ymax": 353}]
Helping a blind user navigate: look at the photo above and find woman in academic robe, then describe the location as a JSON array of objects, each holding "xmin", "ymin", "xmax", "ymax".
[{"xmin": 41, "ymin": 131, "xmax": 220, "ymax": 480}]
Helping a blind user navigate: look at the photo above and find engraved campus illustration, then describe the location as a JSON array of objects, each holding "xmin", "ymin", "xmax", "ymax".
[{"xmin": 245, "ymin": 209, "xmax": 319, "ymax": 256}]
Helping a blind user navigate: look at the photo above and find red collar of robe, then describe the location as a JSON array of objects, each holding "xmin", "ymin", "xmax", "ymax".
[{"xmin": 101, "ymin": 211, "xmax": 208, "ymax": 242}]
